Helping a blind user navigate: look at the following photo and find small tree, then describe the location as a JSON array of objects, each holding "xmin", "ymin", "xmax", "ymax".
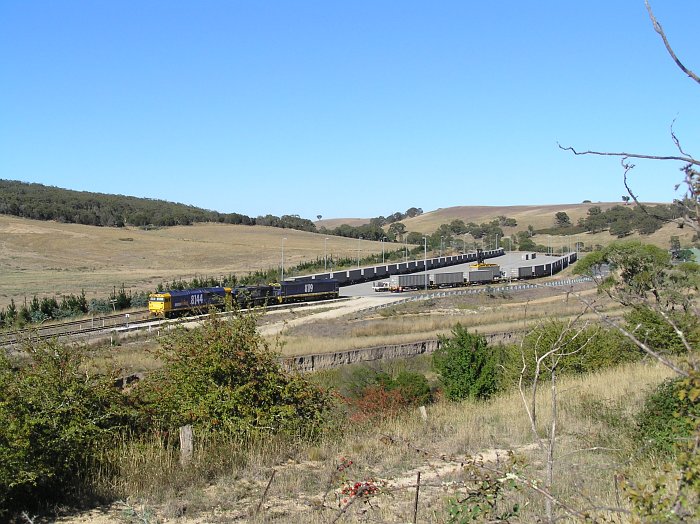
[
  {"xmin": 134, "ymin": 312, "xmax": 332, "ymax": 438},
  {"xmin": 433, "ymin": 325, "xmax": 501, "ymax": 401}
]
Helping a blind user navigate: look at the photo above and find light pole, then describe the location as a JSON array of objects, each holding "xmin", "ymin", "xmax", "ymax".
[
  {"xmin": 440, "ymin": 236, "xmax": 444, "ymax": 257},
  {"xmin": 423, "ymin": 237, "xmax": 428, "ymax": 290},
  {"xmin": 382, "ymin": 236, "xmax": 386, "ymax": 264},
  {"xmin": 404, "ymin": 237, "xmax": 407, "ymax": 262},
  {"xmin": 496, "ymin": 234, "xmax": 499, "ymax": 250},
  {"xmin": 324, "ymin": 237, "xmax": 328, "ymax": 272},
  {"xmin": 281, "ymin": 237, "xmax": 287, "ymax": 282},
  {"xmin": 357, "ymin": 236, "xmax": 362, "ymax": 268}
]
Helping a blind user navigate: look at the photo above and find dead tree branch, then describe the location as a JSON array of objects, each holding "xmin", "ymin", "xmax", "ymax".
[
  {"xmin": 645, "ymin": 0, "xmax": 700, "ymax": 85},
  {"xmin": 557, "ymin": 144, "xmax": 699, "ymax": 168}
]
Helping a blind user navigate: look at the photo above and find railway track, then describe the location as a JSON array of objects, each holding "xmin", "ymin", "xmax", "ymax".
[
  {"xmin": 0, "ymin": 298, "xmax": 352, "ymax": 348},
  {"xmin": 1, "ymin": 309, "xmax": 152, "ymax": 346}
]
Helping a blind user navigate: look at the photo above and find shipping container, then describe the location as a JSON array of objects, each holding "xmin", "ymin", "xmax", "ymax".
[
  {"xmin": 466, "ymin": 270, "xmax": 496, "ymax": 284},
  {"xmin": 430, "ymin": 272, "xmax": 465, "ymax": 287},
  {"xmin": 329, "ymin": 271, "xmax": 349, "ymax": 284},
  {"xmin": 347, "ymin": 269, "xmax": 362, "ymax": 284},
  {"xmin": 375, "ymin": 266, "xmax": 389, "ymax": 278}
]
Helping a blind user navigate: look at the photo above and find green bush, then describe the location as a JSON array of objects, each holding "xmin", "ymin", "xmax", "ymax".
[
  {"xmin": 503, "ymin": 322, "xmax": 642, "ymax": 386},
  {"xmin": 625, "ymin": 305, "xmax": 699, "ymax": 356},
  {"xmin": 433, "ymin": 325, "xmax": 503, "ymax": 401},
  {"xmin": 636, "ymin": 377, "xmax": 700, "ymax": 455},
  {"xmin": 0, "ymin": 342, "xmax": 131, "ymax": 515},
  {"xmin": 377, "ymin": 370, "xmax": 432, "ymax": 406},
  {"xmin": 133, "ymin": 313, "xmax": 332, "ymax": 438}
]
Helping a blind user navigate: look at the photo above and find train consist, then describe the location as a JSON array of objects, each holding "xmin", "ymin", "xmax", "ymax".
[
  {"xmin": 148, "ymin": 279, "xmax": 339, "ymax": 317},
  {"xmin": 378, "ymin": 266, "xmax": 503, "ymax": 292},
  {"xmin": 373, "ymin": 251, "xmax": 578, "ymax": 292},
  {"xmin": 291, "ymin": 248, "xmax": 506, "ymax": 286}
]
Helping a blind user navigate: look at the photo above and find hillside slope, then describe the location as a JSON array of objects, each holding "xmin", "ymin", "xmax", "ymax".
[{"xmin": 0, "ymin": 215, "xmax": 384, "ymax": 308}]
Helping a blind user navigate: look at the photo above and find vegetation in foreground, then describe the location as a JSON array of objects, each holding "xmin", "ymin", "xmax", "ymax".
[{"xmin": 1, "ymin": 237, "xmax": 697, "ymax": 522}]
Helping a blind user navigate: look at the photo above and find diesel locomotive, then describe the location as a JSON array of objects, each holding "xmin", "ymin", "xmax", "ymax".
[{"xmin": 148, "ymin": 279, "xmax": 340, "ymax": 318}]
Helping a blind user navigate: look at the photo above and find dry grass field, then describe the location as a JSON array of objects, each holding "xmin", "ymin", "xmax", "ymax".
[
  {"xmin": 2, "ymin": 201, "xmax": 688, "ymax": 310},
  {"xmin": 0, "ymin": 215, "xmax": 385, "ymax": 308}
]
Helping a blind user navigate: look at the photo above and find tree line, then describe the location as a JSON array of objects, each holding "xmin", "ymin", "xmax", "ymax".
[{"xmin": 0, "ymin": 180, "xmax": 316, "ymax": 231}]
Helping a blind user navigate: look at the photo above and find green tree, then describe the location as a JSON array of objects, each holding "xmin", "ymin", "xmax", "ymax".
[
  {"xmin": 554, "ymin": 211, "xmax": 571, "ymax": 228},
  {"xmin": 433, "ymin": 325, "xmax": 501, "ymax": 401},
  {"xmin": 388, "ymin": 222, "xmax": 406, "ymax": 240}
]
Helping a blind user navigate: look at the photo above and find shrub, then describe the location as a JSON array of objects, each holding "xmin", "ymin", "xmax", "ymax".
[
  {"xmin": 132, "ymin": 313, "xmax": 332, "ymax": 439},
  {"xmin": 345, "ymin": 386, "xmax": 408, "ymax": 423},
  {"xmin": 433, "ymin": 325, "xmax": 502, "ymax": 401},
  {"xmin": 0, "ymin": 342, "xmax": 131, "ymax": 515},
  {"xmin": 625, "ymin": 306, "xmax": 699, "ymax": 356},
  {"xmin": 636, "ymin": 377, "xmax": 700, "ymax": 455},
  {"xmin": 338, "ymin": 367, "xmax": 432, "ymax": 423},
  {"xmin": 502, "ymin": 322, "xmax": 642, "ymax": 386}
]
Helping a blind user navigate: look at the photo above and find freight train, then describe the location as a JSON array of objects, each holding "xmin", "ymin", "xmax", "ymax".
[
  {"xmin": 372, "ymin": 252, "xmax": 579, "ymax": 292},
  {"xmin": 378, "ymin": 266, "xmax": 504, "ymax": 292},
  {"xmin": 148, "ymin": 279, "xmax": 340, "ymax": 317}
]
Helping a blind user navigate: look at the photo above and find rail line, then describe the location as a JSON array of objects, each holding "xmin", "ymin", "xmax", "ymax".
[{"xmin": 0, "ymin": 298, "xmax": 351, "ymax": 348}]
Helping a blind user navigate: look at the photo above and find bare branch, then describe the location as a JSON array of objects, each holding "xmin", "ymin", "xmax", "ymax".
[
  {"xmin": 645, "ymin": 0, "xmax": 700, "ymax": 85},
  {"xmin": 557, "ymin": 143, "xmax": 700, "ymax": 167},
  {"xmin": 670, "ymin": 118, "xmax": 692, "ymax": 158}
]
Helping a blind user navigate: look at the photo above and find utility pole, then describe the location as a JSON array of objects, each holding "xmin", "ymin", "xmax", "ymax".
[
  {"xmin": 281, "ymin": 237, "xmax": 287, "ymax": 282},
  {"xmin": 424, "ymin": 237, "xmax": 428, "ymax": 290}
]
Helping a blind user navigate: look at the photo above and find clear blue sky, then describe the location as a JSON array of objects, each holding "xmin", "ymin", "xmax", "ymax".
[{"xmin": 1, "ymin": 1, "xmax": 698, "ymax": 220}]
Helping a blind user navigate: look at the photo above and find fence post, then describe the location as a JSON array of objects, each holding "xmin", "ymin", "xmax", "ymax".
[
  {"xmin": 413, "ymin": 471, "xmax": 421, "ymax": 524},
  {"xmin": 179, "ymin": 425, "xmax": 193, "ymax": 465}
]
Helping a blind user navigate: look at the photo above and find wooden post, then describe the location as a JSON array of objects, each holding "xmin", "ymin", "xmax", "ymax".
[
  {"xmin": 413, "ymin": 471, "xmax": 421, "ymax": 524},
  {"xmin": 255, "ymin": 469, "xmax": 276, "ymax": 516},
  {"xmin": 419, "ymin": 406, "xmax": 428, "ymax": 422},
  {"xmin": 179, "ymin": 425, "xmax": 193, "ymax": 465}
]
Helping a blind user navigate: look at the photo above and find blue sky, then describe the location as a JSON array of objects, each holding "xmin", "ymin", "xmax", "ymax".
[{"xmin": 1, "ymin": 1, "xmax": 698, "ymax": 220}]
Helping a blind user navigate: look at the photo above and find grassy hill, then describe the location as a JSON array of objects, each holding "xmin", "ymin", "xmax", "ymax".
[
  {"xmin": 0, "ymin": 215, "xmax": 386, "ymax": 308},
  {"xmin": 400, "ymin": 203, "xmax": 623, "ymax": 233}
]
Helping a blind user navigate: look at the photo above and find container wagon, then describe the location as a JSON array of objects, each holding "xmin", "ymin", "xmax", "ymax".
[
  {"xmin": 467, "ymin": 269, "xmax": 498, "ymax": 284},
  {"xmin": 430, "ymin": 272, "xmax": 465, "ymax": 288},
  {"xmin": 275, "ymin": 279, "xmax": 339, "ymax": 303}
]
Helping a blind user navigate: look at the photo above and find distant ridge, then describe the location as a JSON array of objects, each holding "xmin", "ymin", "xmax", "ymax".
[{"xmin": 0, "ymin": 180, "xmax": 315, "ymax": 232}]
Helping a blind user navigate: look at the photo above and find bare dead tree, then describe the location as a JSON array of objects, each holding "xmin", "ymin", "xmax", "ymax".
[{"xmin": 518, "ymin": 315, "xmax": 596, "ymax": 523}]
